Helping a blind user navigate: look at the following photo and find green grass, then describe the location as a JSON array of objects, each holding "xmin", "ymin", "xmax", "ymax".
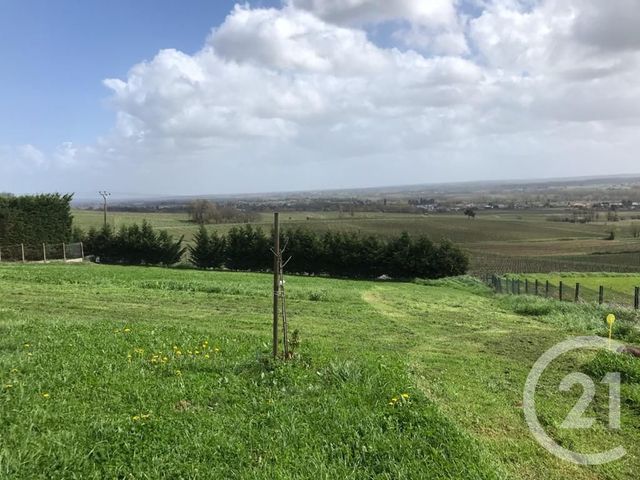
[{"xmin": 1, "ymin": 263, "xmax": 640, "ymax": 478}]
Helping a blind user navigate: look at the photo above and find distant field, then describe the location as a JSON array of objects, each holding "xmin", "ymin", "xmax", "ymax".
[{"xmin": 72, "ymin": 209, "xmax": 640, "ymax": 274}]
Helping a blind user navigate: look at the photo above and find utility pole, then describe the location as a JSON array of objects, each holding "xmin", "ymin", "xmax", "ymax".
[{"xmin": 99, "ymin": 191, "xmax": 111, "ymax": 227}]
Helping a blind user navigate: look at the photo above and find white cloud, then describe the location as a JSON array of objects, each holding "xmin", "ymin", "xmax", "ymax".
[{"xmin": 3, "ymin": 0, "xmax": 640, "ymax": 195}]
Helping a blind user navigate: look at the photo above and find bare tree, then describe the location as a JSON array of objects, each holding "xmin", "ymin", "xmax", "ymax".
[{"xmin": 189, "ymin": 200, "xmax": 219, "ymax": 225}]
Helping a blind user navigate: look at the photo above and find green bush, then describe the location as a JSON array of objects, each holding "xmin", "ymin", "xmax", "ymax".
[
  {"xmin": 189, "ymin": 225, "xmax": 226, "ymax": 269},
  {"xmin": 0, "ymin": 193, "xmax": 73, "ymax": 244},
  {"xmin": 84, "ymin": 221, "xmax": 185, "ymax": 266}
]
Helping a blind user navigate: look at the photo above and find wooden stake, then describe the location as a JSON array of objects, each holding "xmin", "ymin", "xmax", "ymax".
[
  {"xmin": 62, "ymin": 243, "xmax": 67, "ymax": 262},
  {"xmin": 80, "ymin": 241, "xmax": 85, "ymax": 260},
  {"xmin": 634, "ymin": 287, "xmax": 639, "ymax": 310},
  {"xmin": 272, "ymin": 212, "xmax": 280, "ymax": 359},
  {"xmin": 599, "ymin": 286, "xmax": 604, "ymax": 305},
  {"xmin": 43, "ymin": 243, "xmax": 47, "ymax": 263},
  {"xmin": 559, "ymin": 281, "xmax": 564, "ymax": 302},
  {"xmin": 21, "ymin": 243, "xmax": 25, "ymax": 263},
  {"xmin": 575, "ymin": 283, "xmax": 580, "ymax": 303}
]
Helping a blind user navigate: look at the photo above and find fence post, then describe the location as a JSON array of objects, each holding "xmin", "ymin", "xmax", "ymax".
[
  {"xmin": 80, "ymin": 242, "xmax": 85, "ymax": 260},
  {"xmin": 21, "ymin": 244, "xmax": 25, "ymax": 263},
  {"xmin": 512, "ymin": 278, "xmax": 516, "ymax": 294},
  {"xmin": 559, "ymin": 281, "xmax": 564, "ymax": 302},
  {"xmin": 525, "ymin": 279, "xmax": 529, "ymax": 294},
  {"xmin": 62, "ymin": 243, "xmax": 67, "ymax": 262},
  {"xmin": 42, "ymin": 243, "xmax": 47, "ymax": 263},
  {"xmin": 0, "ymin": 246, "xmax": 2, "ymax": 262},
  {"xmin": 535, "ymin": 279, "xmax": 539, "ymax": 296},
  {"xmin": 635, "ymin": 287, "xmax": 639, "ymax": 310},
  {"xmin": 575, "ymin": 283, "xmax": 580, "ymax": 303},
  {"xmin": 517, "ymin": 279, "xmax": 521, "ymax": 295},
  {"xmin": 545, "ymin": 280, "xmax": 549, "ymax": 298},
  {"xmin": 599, "ymin": 286, "xmax": 604, "ymax": 305}
]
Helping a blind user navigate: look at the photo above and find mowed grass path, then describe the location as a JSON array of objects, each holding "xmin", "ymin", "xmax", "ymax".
[{"xmin": 1, "ymin": 264, "xmax": 639, "ymax": 478}]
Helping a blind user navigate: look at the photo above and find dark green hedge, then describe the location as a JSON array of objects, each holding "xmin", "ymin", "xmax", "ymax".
[
  {"xmin": 0, "ymin": 194, "xmax": 73, "ymax": 245},
  {"xmin": 190, "ymin": 225, "xmax": 469, "ymax": 279},
  {"xmin": 84, "ymin": 222, "xmax": 185, "ymax": 266}
]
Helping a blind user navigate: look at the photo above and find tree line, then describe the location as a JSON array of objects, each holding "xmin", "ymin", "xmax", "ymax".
[
  {"xmin": 81, "ymin": 222, "xmax": 468, "ymax": 279},
  {"xmin": 188, "ymin": 225, "xmax": 468, "ymax": 279}
]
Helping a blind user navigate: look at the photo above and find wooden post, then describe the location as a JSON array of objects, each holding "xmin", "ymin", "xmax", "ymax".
[
  {"xmin": 575, "ymin": 283, "xmax": 580, "ymax": 303},
  {"xmin": 80, "ymin": 242, "xmax": 85, "ymax": 260},
  {"xmin": 599, "ymin": 286, "xmax": 604, "ymax": 305},
  {"xmin": 545, "ymin": 280, "xmax": 549, "ymax": 297},
  {"xmin": 635, "ymin": 287, "xmax": 639, "ymax": 310},
  {"xmin": 272, "ymin": 212, "xmax": 280, "ymax": 359},
  {"xmin": 525, "ymin": 279, "xmax": 529, "ymax": 294},
  {"xmin": 0, "ymin": 246, "xmax": 2, "ymax": 262},
  {"xmin": 517, "ymin": 279, "xmax": 521, "ymax": 295},
  {"xmin": 21, "ymin": 243, "xmax": 25, "ymax": 263},
  {"xmin": 535, "ymin": 279, "xmax": 539, "ymax": 296},
  {"xmin": 42, "ymin": 243, "xmax": 47, "ymax": 263},
  {"xmin": 512, "ymin": 278, "xmax": 516, "ymax": 294},
  {"xmin": 62, "ymin": 243, "xmax": 67, "ymax": 262},
  {"xmin": 559, "ymin": 281, "xmax": 564, "ymax": 302}
]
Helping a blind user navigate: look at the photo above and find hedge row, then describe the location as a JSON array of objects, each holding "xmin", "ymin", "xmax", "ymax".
[
  {"xmin": 84, "ymin": 222, "xmax": 185, "ymax": 265},
  {"xmin": 83, "ymin": 222, "xmax": 469, "ymax": 279},
  {"xmin": 0, "ymin": 194, "xmax": 73, "ymax": 245},
  {"xmin": 189, "ymin": 225, "xmax": 468, "ymax": 279}
]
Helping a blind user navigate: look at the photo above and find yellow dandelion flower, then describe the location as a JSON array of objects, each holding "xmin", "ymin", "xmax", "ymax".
[
  {"xmin": 3, "ymin": 384, "xmax": 13, "ymax": 389},
  {"xmin": 23, "ymin": 343, "xmax": 31, "ymax": 348},
  {"xmin": 41, "ymin": 392, "xmax": 50, "ymax": 398},
  {"xmin": 123, "ymin": 328, "xmax": 131, "ymax": 333},
  {"xmin": 401, "ymin": 393, "xmax": 410, "ymax": 400},
  {"xmin": 132, "ymin": 415, "xmax": 140, "ymax": 421},
  {"xmin": 204, "ymin": 354, "xmax": 210, "ymax": 359},
  {"xmin": 175, "ymin": 370, "xmax": 182, "ymax": 376},
  {"xmin": 214, "ymin": 348, "xmax": 220, "ymax": 353},
  {"xmin": 176, "ymin": 350, "xmax": 182, "ymax": 356}
]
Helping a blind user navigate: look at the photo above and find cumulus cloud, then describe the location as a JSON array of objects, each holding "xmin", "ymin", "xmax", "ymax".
[{"xmin": 3, "ymin": 0, "xmax": 640, "ymax": 195}]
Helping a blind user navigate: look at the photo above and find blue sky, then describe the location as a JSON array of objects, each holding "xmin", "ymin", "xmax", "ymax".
[
  {"xmin": 1, "ymin": 0, "xmax": 640, "ymax": 197},
  {"xmin": 0, "ymin": 0, "xmax": 278, "ymax": 149}
]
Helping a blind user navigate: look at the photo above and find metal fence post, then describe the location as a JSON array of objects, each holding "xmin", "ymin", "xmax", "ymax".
[
  {"xmin": 42, "ymin": 243, "xmax": 47, "ymax": 263},
  {"xmin": 545, "ymin": 280, "xmax": 549, "ymax": 298},
  {"xmin": 575, "ymin": 283, "xmax": 580, "ymax": 303},
  {"xmin": 559, "ymin": 281, "xmax": 564, "ymax": 302},
  {"xmin": 62, "ymin": 243, "xmax": 67, "ymax": 262}
]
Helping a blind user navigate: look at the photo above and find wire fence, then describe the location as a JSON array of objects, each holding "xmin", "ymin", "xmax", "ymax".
[
  {"xmin": 482, "ymin": 274, "xmax": 640, "ymax": 310},
  {"xmin": 0, "ymin": 242, "xmax": 84, "ymax": 263}
]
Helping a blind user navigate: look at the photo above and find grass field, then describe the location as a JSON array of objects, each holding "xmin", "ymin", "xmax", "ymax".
[
  {"xmin": 1, "ymin": 263, "xmax": 639, "ymax": 478},
  {"xmin": 72, "ymin": 209, "xmax": 640, "ymax": 274}
]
